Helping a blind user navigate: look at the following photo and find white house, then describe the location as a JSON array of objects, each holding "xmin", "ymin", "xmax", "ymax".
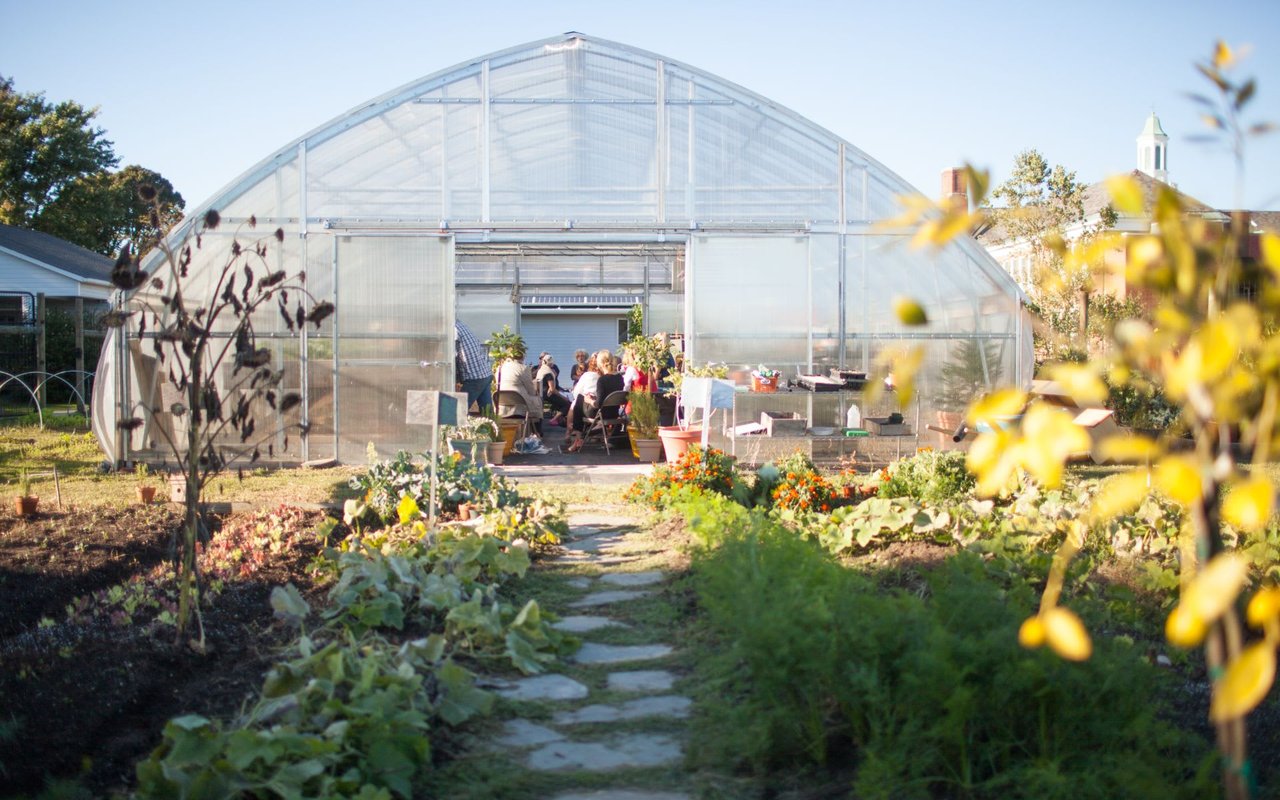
[{"xmin": 0, "ymin": 223, "xmax": 113, "ymax": 320}]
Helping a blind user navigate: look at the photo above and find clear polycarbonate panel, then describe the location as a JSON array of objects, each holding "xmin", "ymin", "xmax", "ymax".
[
  {"xmin": 335, "ymin": 236, "xmax": 451, "ymax": 335},
  {"xmin": 689, "ymin": 235, "xmax": 810, "ymax": 375},
  {"xmin": 844, "ymin": 158, "xmax": 868, "ymax": 222},
  {"xmin": 645, "ymin": 291, "xmax": 683, "ymax": 339},
  {"xmin": 334, "ymin": 343, "xmax": 449, "ymax": 463},
  {"xmin": 809, "ymin": 235, "xmax": 841, "ymax": 372},
  {"xmin": 489, "ymin": 40, "xmax": 657, "ymax": 101},
  {"xmin": 217, "ymin": 158, "xmax": 302, "ymax": 224},
  {"xmin": 456, "ymin": 290, "xmax": 518, "ymax": 350}
]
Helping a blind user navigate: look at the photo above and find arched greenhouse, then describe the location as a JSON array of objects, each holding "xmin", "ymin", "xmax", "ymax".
[{"xmin": 93, "ymin": 32, "xmax": 1031, "ymax": 465}]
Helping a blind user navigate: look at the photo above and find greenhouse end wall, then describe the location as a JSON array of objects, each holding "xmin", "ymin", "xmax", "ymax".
[{"xmin": 93, "ymin": 33, "xmax": 1031, "ymax": 465}]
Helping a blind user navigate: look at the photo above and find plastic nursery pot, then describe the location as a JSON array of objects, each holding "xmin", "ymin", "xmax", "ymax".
[
  {"xmin": 635, "ymin": 437, "xmax": 663, "ymax": 463},
  {"xmin": 137, "ymin": 486, "xmax": 157, "ymax": 505},
  {"xmin": 14, "ymin": 495, "xmax": 38, "ymax": 517},
  {"xmin": 486, "ymin": 440, "xmax": 506, "ymax": 466},
  {"xmin": 657, "ymin": 425, "xmax": 703, "ymax": 462}
]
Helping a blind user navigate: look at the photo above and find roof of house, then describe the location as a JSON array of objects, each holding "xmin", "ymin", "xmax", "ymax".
[
  {"xmin": 0, "ymin": 224, "xmax": 113, "ymax": 284},
  {"xmin": 1251, "ymin": 211, "xmax": 1280, "ymax": 233}
]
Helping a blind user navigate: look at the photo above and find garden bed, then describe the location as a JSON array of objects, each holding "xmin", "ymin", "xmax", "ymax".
[{"xmin": 0, "ymin": 506, "xmax": 330, "ymax": 795}]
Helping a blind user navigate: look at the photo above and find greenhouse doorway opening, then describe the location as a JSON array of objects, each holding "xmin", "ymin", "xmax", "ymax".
[{"xmin": 455, "ymin": 242, "xmax": 685, "ymax": 377}]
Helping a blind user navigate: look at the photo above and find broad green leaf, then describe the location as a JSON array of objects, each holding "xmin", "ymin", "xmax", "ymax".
[
  {"xmin": 1106, "ymin": 175, "xmax": 1145, "ymax": 215},
  {"xmin": 1042, "ymin": 606, "xmax": 1092, "ymax": 661},
  {"xmin": 396, "ymin": 494, "xmax": 420, "ymax": 525},
  {"xmin": 1223, "ymin": 476, "xmax": 1275, "ymax": 532},
  {"xmin": 1183, "ymin": 553, "xmax": 1249, "ymax": 623},
  {"xmin": 1089, "ymin": 470, "xmax": 1152, "ymax": 523},
  {"xmin": 1209, "ymin": 643, "xmax": 1276, "ymax": 722},
  {"xmin": 270, "ymin": 584, "xmax": 311, "ymax": 625},
  {"xmin": 366, "ymin": 740, "xmax": 414, "ymax": 798}
]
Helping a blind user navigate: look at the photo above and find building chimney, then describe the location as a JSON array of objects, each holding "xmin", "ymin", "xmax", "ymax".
[{"xmin": 940, "ymin": 167, "xmax": 968, "ymax": 209}]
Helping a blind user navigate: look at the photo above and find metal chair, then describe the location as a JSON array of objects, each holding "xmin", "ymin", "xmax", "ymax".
[{"xmin": 580, "ymin": 389, "xmax": 630, "ymax": 454}]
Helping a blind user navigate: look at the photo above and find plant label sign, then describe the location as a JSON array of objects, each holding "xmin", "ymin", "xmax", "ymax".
[{"xmin": 405, "ymin": 391, "xmax": 460, "ymax": 426}]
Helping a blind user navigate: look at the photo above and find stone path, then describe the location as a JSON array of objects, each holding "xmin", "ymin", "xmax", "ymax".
[{"xmin": 480, "ymin": 514, "xmax": 691, "ymax": 800}]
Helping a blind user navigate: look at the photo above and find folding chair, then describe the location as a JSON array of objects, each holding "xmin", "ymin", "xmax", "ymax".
[
  {"xmin": 580, "ymin": 389, "xmax": 630, "ymax": 454},
  {"xmin": 495, "ymin": 390, "xmax": 535, "ymax": 442}
]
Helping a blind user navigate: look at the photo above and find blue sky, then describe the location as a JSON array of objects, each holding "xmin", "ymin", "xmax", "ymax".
[{"xmin": 5, "ymin": 0, "xmax": 1278, "ymax": 212}]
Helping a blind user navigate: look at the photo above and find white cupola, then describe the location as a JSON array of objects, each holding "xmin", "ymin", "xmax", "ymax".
[{"xmin": 1136, "ymin": 112, "xmax": 1169, "ymax": 183}]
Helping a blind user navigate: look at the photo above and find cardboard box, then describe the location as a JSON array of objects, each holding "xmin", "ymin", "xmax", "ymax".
[{"xmin": 760, "ymin": 411, "xmax": 807, "ymax": 436}]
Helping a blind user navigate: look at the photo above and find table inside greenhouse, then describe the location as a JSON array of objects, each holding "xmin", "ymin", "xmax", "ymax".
[{"xmin": 701, "ymin": 388, "xmax": 921, "ymax": 468}]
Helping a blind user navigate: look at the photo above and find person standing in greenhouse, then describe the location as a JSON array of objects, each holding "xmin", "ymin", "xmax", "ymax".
[{"xmin": 455, "ymin": 320, "xmax": 493, "ymax": 414}]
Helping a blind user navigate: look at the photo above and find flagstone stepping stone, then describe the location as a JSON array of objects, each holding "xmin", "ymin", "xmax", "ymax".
[
  {"xmin": 527, "ymin": 733, "xmax": 682, "ymax": 771},
  {"xmin": 552, "ymin": 695, "xmax": 692, "ymax": 725},
  {"xmin": 573, "ymin": 642, "xmax": 673, "ymax": 665},
  {"xmin": 565, "ymin": 577, "xmax": 594, "ymax": 590},
  {"xmin": 561, "ymin": 532, "xmax": 630, "ymax": 555},
  {"xmin": 491, "ymin": 674, "xmax": 590, "ymax": 701},
  {"xmin": 494, "ymin": 719, "xmax": 565, "ymax": 748},
  {"xmin": 569, "ymin": 589, "xmax": 650, "ymax": 608},
  {"xmin": 551, "ymin": 792, "xmax": 691, "ymax": 800},
  {"xmin": 552, "ymin": 615, "xmax": 628, "ymax": 633},
  {"xmin": 607, "ymin": 670, "xmax": 676, "ymax": 693},
  {"xmin": 599, "ymin": 571, "xmax": 665, "ymax": 588}
]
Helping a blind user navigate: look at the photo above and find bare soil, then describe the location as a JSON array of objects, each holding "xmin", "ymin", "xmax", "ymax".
[{"xmin": 0, "ymin": 504, "xmax": 329, "ymax": 796}]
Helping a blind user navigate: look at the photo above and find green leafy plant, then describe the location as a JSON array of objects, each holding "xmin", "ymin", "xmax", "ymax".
[
  {"xmin": 624, "ymin": 334, "xmax": 668, "ymax": 388},
  {"xmin": 483, "ymin": 325, "xmax": 525, "ymax": 365},
  {"xmin": 627, "ymin": 390, "xmax": 659, "ymax": 437},
  {"xmin": 443, "ymin": 416, "xmax": 498, "ymax": 442},
  {"xmin": 878, "ymin": 448, "xmax": 975, "ymax": 504}
]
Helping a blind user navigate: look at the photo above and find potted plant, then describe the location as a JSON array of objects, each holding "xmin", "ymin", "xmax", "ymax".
[
  {"xmin": 661, "ymin": 362, "xmax": 729, "ymax": 460},
  {"xmin": 482, "ymin": 409, "xmax": 507, "ymax": 466},
  {"xmin": 484, "ymin": 324, "xmax": 526, "ymax": 366},
  {"xmin": 751, "ymin": 365, "xmax": 781, "ymax": 393},
  {"xmin": 135, "ymin": 462, "xmax": 157, "ymax": 504},
  {"xmin": 444, "ymin": 416, "xmax": 497, "ymax": 465},
  {"xmin": 627, "ymin": 390, "xmax": 663, "ymax": 463},
  {"xmin": 14, "ymin": 471, "xmax": 37, "ymax": 517},
  {"xmin": 625, "ymin": 334, "xmax": 669, "ymax": 392}
]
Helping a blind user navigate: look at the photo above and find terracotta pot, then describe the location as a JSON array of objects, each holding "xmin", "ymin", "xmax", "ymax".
[
  {"xmin": 486, "ymin": 440, "xmax": 506, "ymax": 466},
  {"xmin": 658, "ymin": 425, "xmax": 703, "ymax": 462},
  {"xmin": 635, "ymin": 437, "xmax": 663, "ymax": 463},
  {"xmin": 137, "ymin": 486, "xmax": 157, "ymax": 504},
  {"xmin": 14, "ymin": 495, "xmax": 38, "ymax": 517},
  {"xmin": 458, "ymin": 503, "xmax": 476, "ymax": 521}
]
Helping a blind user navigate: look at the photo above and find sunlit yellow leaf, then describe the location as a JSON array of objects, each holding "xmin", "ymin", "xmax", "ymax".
[
  {"xmin": 1209, "ymin": 643, "xmax": 1276, "ymax": 723},
  {"xmin": 1043, "ymin": 364, "xmax": 1108, "ymax": 406},
  {"xmin": 1166, "ymin": 603, "xmax": 1208, "ymax": 648},
  {"xmin": 1042, "ymin": 606, "xmax": 1092, "ymax": 661},
  {"xmin": 1213, "ymin": 40, "xmax": 1235, "ymax": 70},
  {"xmin": 1089, "ymin": 469, "xmax": 1152, "ymax": 523},
  {"xmin": 1223, "ymin": 476, "xmax": 1276, "ymax": 532},
  {"xmin": 967, "ymin": 389, "xmax": 1027, "ymax": 427},
  {"xmin": 1247, "ymin": 586, "xmax": 1280, "ymax": 629},
  {"xmin": 1197, "ymin": 319, "xmax": 1240, "ymax": 382},
  {"xmin": 1127, "ymin": 235, "xmax": 1164, "ymax": 270},
  {"xmin": 1183, "ymin": 553, "xmax": 1250, "ymax": 624},
  {"xmin": 1018, "ymin": 615, "xmax": 1046, "ymax": 648},
  {"xmin": 1020, "ymin": 405, "xmax": 1092, "ymax": 488},
  {"xmin": 1107, "ymin": 175, "xmax": 1145, "ymax": 215},
  {"xmin": 1154, "ymin": 455, "xmax": 1202, "ymax": 506},
  {"xmin": 396, "ymin": 494, "xmax": 421, "ymax": 525},
  {"xmin": 893, "ymin": 297, "xmax": 929, "ymax": 326},
  {"xmin": 1097, "ymin": 435, "xmax": 1161, "ymax": 464},
  {"xmin": 1262, "ymin": 232, "xmax": 1280, "ymax": 272}
]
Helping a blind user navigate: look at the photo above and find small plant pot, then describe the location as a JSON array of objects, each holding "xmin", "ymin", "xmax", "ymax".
[
  {"xmin": 137, "ymin": 486, "xmax": 157, "ymax": 505},
  {"xmin": 457, "ymin": 502, "xmax": 476, "ymax": 521},
  {"xmin": 14, "ymin": 495, "xmax": 38, "ymax": 517},
  {"xmin": 486, "ymin": 440, "xmax": 506, "ymax": 466},
  {"xmin": 751, "ymin": 375, "xmax": 778, "ymax": 393}
]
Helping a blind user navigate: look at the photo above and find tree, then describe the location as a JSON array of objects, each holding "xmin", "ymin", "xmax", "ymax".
[
  {"xmin": 0, "ymin": 75, "xmax": 116, "ymax": 225},
  {"xmin": 38, "ymin": 165, "xmax": 185, "ymax": 256},
  {"xmin": 0, "ymin": 76, "xmax": 184, "ymax": 255}
]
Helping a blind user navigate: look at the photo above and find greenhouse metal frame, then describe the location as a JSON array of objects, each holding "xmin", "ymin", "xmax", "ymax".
[{"xmin": 93, "ymin": 32, "xmax": 1031, "ymax": 465}]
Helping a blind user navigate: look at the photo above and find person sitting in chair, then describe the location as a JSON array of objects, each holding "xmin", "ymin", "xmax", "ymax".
[
  {"xmin": 536, "ymin": 353, "xmax": 570, "ymax": 425},
  {"xmin": 564, "ymin": 350, "xmax": 622, "ymax": 452},
  {"xmin": 496, "ymin": 342, "xmax": 543, "ymax": 436}
]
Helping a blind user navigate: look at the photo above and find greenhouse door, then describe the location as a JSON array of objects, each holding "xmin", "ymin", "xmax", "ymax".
[
  {"xmin": 519, "ymin": 312, "xmax": 628, "ymax": 384},
  {"xmin": 330, "ymin": 235, "xmax": 454, "ymax": 463}
]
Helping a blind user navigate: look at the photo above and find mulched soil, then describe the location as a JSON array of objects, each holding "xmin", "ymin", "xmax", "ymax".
[{"xmin": 0, "ymin": 504, "xmax": 330, "ymax": 796}]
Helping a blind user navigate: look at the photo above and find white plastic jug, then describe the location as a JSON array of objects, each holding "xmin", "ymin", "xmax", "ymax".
[{"xmin": 845, "ymin": 403, "xmax": 861, "ymax": 429}]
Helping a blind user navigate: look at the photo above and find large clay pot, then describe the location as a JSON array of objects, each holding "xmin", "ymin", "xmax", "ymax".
[
  {"xmin": 14, "ymin": 495, "xmax": 38, "ymax": 517},
  {"xmin": 137, "ymin": 486, "xmax": 157, "ymax": 505},
  {"xmin": 635, "ymin": 437, "xmax": 663, "ymax": 463},
  {"xmin": 658, "ymin": 425, "xmax": 703, "ymax": 463}
]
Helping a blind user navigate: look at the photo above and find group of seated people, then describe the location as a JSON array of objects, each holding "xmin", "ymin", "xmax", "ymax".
[{"xmin": 496, "ymin": 343, "xmax": 653, "ymax": 454}]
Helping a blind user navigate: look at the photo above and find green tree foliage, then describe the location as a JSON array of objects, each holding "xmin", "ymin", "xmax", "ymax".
[{"xmin": 0, "ymin": 75, "xmax": 183, "ymax": 255}]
